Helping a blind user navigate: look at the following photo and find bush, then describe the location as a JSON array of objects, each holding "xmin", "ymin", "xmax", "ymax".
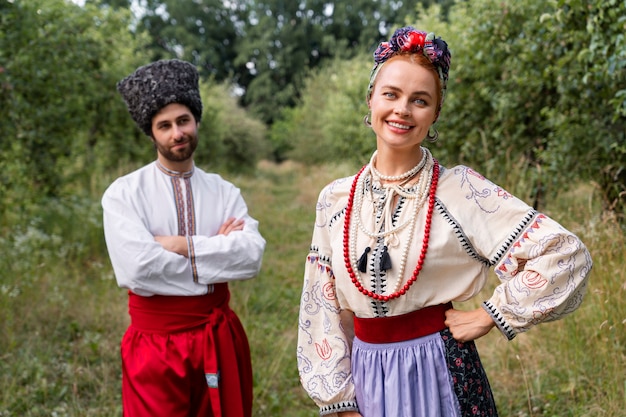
[
  {"xmin": 196, "ymin": 81, "xmax": 271, "ymax": 174},
  {"xmin": 271, "ymin": 57, "xmax": 373, "ymax": 165}
]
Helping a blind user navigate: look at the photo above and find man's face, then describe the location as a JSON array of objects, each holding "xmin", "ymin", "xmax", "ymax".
[{"xmin": 150, "ymin": 103, "xmax": 199, "ymax": 169}]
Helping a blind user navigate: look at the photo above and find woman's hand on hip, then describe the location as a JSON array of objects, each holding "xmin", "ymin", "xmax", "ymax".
[{"xmin": 444, "ymin": 307, "xmax": 495, "ymax": 342}]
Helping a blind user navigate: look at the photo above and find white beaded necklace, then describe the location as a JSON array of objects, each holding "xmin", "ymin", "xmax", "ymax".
[
  {"xmin": 369, "ymin": 148, "xmax": 427, "ymax": 182},
  {"xmin": 350, "ymin": 148, "xmax": 434, "ymax": 295}
]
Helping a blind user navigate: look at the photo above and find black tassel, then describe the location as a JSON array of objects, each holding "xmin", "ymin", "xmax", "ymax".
[
  {"xmin": 357, "ymin": 247, "xmax": 371, "ymax": 272},
  {"xmin": 379, "ymin": 245, "xmax": 392, "ymax": 271}
]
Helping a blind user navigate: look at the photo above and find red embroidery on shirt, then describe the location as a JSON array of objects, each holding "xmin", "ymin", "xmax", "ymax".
[
  {"xmin": 315, "ymin": 339, "xmax": 332, "ymax": 360},
  {"xmin": 322, "ymin": 282, "xmax": 336, "ymax": 300},
  {"xmin": 522, "ymin": 274, "xmax": 547, "ymax": 290},
  {"xmin": 467, "ymin": 168, "xmax": 485, "ymax": 180},
  {"xmin": 496, "ymin": 187, "xmax": 512, "ymax": 199},
  {"xmin": 530, "ymin": 307, "xmax": 554, "ymax": 325}
]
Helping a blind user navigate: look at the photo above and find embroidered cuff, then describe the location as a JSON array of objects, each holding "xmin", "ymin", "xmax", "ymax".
[
  {"xmin": 482, "ymin": 300, "xmax": 516, "ymax": 341},
  {"xmin": 320, "ymin": 400, "xmax": 359, "ymax": 416}
]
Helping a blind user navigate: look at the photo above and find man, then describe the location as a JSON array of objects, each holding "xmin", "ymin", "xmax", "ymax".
[{"xmin": 102, "ymin": 59, "xmax": 266, "ymax": 417}]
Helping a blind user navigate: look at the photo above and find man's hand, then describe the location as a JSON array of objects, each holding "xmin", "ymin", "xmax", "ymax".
[
  {"xmin": 218, "ymin": 217, "xmax": 244, "ymax": 236},
  {"xmin": 338, "ymin": 412, "xmax": 362, "ymax": 417},
  {"xmin": 154, "ymin": 218, "xmax": 244, "ymax": 256},
  {"xmin": 154, "ymin": 235, "xmax": 188, "ymax": 257},
  {"xmin": 444, "ymin": 307, "xmax": 496, "ymax": 343}
]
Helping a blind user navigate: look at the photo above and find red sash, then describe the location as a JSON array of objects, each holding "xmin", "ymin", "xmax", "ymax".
[
  {"xmin": 354, "ymin": 302, "xmax": 452, "ymax": 344},
  {"xmin": 128, "ymin": 283, "xmax": 251, "ymax": 417}
]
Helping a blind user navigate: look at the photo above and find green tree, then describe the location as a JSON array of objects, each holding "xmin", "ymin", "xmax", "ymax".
[
  {"xmin": 0, "ymin": 0, "xmax": 151, "ymax": 225},
  {"xmin": 132, "ymin": 0, "xmax": 245, "ymax": 79},
  {"xmin": 108, "ymin": 0, "xmax": 452, "ymax": 125},
  {"xmin": 237, "ymin": 0, "xmax": 443, "ymax": 124},
  {"xmin": 540, "ymin": 0, "xmax": 626, "ymax": 219},
  {"xmin": 279, "ymin": 0, "xmax": 626, "ymax": 222},
  {"xmin": 428, "ymin": 0, "xmax": 625, "ymax": 216}
]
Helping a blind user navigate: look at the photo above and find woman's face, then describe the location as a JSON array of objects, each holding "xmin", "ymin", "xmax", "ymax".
[{"xmin": 368, "ymin": 56, "xmax": 439, "ymax": 153}]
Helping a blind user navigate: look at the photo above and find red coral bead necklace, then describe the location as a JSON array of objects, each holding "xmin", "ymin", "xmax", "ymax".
[{"xmin": 342, "ymin": 157, "xmax": 439, "ymax": 301}]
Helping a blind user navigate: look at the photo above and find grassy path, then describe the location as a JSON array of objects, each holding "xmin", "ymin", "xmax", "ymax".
[{"xmin": 0, "ymin": 161, "xmax": 624, "ymax": 416}]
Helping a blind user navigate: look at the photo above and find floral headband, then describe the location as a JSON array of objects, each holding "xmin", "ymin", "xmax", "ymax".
[{"xmin": 367, "ymin": 26, "xmax": 451, "ymax": 117}]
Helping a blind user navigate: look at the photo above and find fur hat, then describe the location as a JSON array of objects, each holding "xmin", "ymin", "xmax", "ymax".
[{"xmin": 117, "ymin": 59, "xmax": 203, "ymax": 136}]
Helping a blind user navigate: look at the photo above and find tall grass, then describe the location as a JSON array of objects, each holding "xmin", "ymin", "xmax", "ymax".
[{"xmin": 0, "ymin": 161, "xmax": 623, "ymax": 416}]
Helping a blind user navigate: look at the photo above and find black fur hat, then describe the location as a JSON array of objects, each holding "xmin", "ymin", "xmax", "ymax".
[{"xmin": 117, "ymin": 59, "xmax": 203, "ymax": 136}]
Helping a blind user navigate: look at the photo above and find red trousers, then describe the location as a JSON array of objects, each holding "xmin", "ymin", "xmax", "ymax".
[{"xmin": 121, "ymin": 284, "xmax": 252, "ymax": 417}]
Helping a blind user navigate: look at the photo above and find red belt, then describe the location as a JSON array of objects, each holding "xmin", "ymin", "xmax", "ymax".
[
  {"xmin": 128, "ymin": 283, "xmax": 246, "ymax": 417},
  {"xmin": 354, "ymin": 302, "xmax": 452, "ymax": 344}
]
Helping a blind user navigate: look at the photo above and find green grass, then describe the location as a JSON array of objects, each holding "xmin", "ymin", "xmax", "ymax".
[{"xmin": 0, "ymin": 161, "xmax": 623, "ymax": 416}]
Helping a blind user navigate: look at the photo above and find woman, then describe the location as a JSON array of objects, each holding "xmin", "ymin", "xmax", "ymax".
[{"xmin": 296, "ymin": 26, "xmax": 591, "ymax": 417}]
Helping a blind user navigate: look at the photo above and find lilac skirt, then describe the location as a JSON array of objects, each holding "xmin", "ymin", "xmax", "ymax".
[{"xmin": 351, "ymin": 329, "xmax": 498, "ymax": 417}]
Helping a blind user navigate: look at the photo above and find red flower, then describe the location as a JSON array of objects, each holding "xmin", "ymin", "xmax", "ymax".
[
  {"xmin": 407, "ymin": 31, "xmax": 426, "ymax": 50},
  {"xmin": 398, "ymin": 30, "xmax": 426, "ymax": 52}
]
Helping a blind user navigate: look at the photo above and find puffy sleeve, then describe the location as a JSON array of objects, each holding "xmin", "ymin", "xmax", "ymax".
[
  {"xmin": 438, "ymin": 165, "xmax": 592, "ymax": 340},
  {"xmin": 297, "ymin": 182, "xmax": 359, "ymax": 417},
  {"xmin": 484, "ymin": 212, "xmax": 592, "ymax": 340}
]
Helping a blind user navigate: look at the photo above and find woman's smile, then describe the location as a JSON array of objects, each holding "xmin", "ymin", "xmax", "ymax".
[{"xmin": 368, "ymin": 56, "xmax": 438, "ymax": 152}]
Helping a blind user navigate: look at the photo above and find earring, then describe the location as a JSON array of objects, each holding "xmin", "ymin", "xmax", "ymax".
[
  {"xmin": 426, "ymin": 126, "xmax": 439, "ymax": 142},
  {"xmin": 363, "ymin": 114, "xmax": 372, "ymax": 128}
]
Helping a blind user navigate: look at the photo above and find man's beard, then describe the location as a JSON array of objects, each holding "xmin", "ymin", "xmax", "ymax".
[{"xmin": 154, "ymin": 134, "xmax": 198, "ymax": 163}]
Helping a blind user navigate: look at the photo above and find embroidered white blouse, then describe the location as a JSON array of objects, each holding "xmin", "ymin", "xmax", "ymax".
[
  {"xmin": 102, "ymin": 161, "xmax": 266, "ymax": 296},
  {"xmin": 297, "ymin": 163, "xmax": 591, "ymax": 416}
]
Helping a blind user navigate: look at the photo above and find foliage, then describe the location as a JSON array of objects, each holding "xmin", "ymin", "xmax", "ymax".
[
  {"xmin": 0, "ymin": 0, "xmax": 623, "ymax": 414},
  {"xmin": 274, "ymin": 0, "xmax": 626, "ymax": 222},
  {"xmin": 0, "ymin": 0, "xmax": 272, "ymax": 230},
  {"xmin": 0, "ymin": 196, "xmax": 125, "ymax": 416},
  {"xmin": 196, "ymin": 81, "xmax": 271, "ymax": 174},
  {"xmin": 128, "ymin": 0, "xmax": 245, "ymax": 79},
  {"xmin": 0, "ymin": 0, "xmax": 152, "ymax": 226},
  {"xmin": 0, "ymin": 162, "xmax": 624, "ymax": 416},
  {"xmin": 117, "ymin": 0, "xmax": 453, "ymax": 124},
  {"xmin": 236, "ymin": 0, "xmax": 435, "ymax": 124},
  {"xmin": 271, "ymin": 56, "xmax": 374, "ymax": 165},
  {"xmin": 549, "ymin": 0, "xmax": 626, "ymax": 220},
  {"xmin": 424, "ymin": 0, "xmax": 626, "ymax": 216}
]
